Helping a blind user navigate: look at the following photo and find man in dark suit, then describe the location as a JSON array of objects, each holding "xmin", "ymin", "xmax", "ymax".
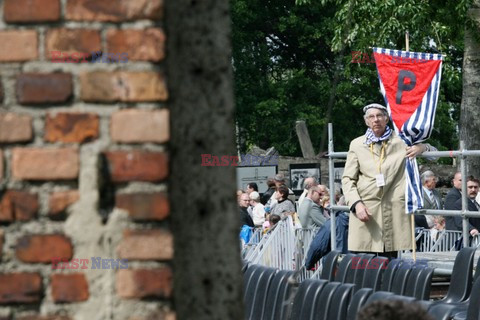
[
  {"xmin": 453, "ymin": 176, "xmax": 480, "ymax": 235},
  {"xmin": 416, "ymin": 170, "xmax": 443, "ymax": 228},
  {"xmin": 445, "ymin": 171, "xmax": 463, "ymax": 230},
  {"xmin": 238, "ymin": 193, "xmax": 254, "ymax": 227}
]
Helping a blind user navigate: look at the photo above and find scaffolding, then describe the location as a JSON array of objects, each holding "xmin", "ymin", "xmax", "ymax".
[{"xmin": 327, "ymin": 123, "xmax": 480, "ymax": 250}]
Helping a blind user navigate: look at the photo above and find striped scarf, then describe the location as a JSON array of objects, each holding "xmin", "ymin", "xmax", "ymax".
[{"xmin": 364, "ymin": 126, "xmax": 392, "ymax": 145}]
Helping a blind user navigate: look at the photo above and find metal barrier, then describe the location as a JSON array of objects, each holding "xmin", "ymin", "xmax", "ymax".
[
  {"xmin": 414, "ymin": 229, "xmax": 462, "ymax": 252},
  {"xmin": 241, "ymin": 227, "xmax": 264, "ymax": 258},
  {"xmin": 243, "ymin": 216, "xmax": 323, "ymax": 278},
  {"xmin": 294, "ymin": 227, "xmax": 320, "ymax": 281},
  {"xmin": 248, "ymin": 216, "xmax": 296, "ymax": 269}
]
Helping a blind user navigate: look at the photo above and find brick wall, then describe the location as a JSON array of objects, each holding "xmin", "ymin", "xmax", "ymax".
[{"xmin": 0, "ymin": 1, "xmax": 173, "ymax": 319}]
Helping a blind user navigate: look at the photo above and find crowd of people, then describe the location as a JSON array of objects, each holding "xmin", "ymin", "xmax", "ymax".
[{"xmin": 237, "ymin": 173, "xmax": 335, "ymax": 234}]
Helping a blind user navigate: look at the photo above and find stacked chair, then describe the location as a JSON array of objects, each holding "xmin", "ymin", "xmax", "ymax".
[{"xmin": 242, "ymin": 247, "xmax": 460, "ymax": 320}]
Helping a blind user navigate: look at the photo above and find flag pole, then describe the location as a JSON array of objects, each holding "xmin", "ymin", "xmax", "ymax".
[{"xmin": 405, "ymin": 31, "xmax": 417, "ymax": 262}]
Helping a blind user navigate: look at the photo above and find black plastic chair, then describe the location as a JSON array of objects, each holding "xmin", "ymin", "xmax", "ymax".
[
  {"xmin": 429, "ymin": 268, "xmax": 480, "ymax": 320},
  {"xmin": 365, "ymin": 290, "xmax": 395, "ymax": 304},
  {"xmin": 352, "ymin": 254, "xmax": 375, "ymax": 289},
  {"xmin": 244, "ymin": 266, "xmax": 277, "ymax": 320},
  {"xmin": 362, "ymin": 257, "xmax": 389, "ymax": 292},
  {"xmin": 262, "ymin": 270, "xmax": 296, "ymax": 320},
  {"xmin": 390, "ymin": 264, "xmax": 413, "ymax": 295},
  {"xmin": 326, "ymin": 283, "xmax": 355, "ymax": 320},
  {"xmin": 290, "ymin": 279, "xmax": 328, "ymax": 320},
  {"xmin": 243, "ymin": 264, "xmax": 263, "ymax": 300},
  {"xmin": 312, "ymin": 281, "xmax": 342, "ymax": 320},
  {"xmin": 380, "ymin": 258, "xmax": 403, "ymax": 291},
  {"xmin": 320, "ymin": 250, "xmax": 341, "ymax": 281},
  {"xmin": 404, "ymin": 266, "xmax": 434, "ymax": 300},
  {"xmin": 334, "ymin": 254, "xmax": 356, "ymax": 283},
  {"xmin": 442, "ymin": 247, "xmax": 476, "ymax": 303},
  {"xmin": 346, "ymin": 288, "xmax": 373, "ymax": 320},
  {"xmin": 421, "ymin": 247, "xmax": 477, "ymax": 314},
  {"xmin": 424, "ymin": 246, "xmax": 476, "ymax": 313}
]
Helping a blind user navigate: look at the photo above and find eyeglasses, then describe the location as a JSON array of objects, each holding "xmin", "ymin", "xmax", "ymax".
[{"xmin": 366, "ymin": 114, "xmax": 386, "ymax": 121}]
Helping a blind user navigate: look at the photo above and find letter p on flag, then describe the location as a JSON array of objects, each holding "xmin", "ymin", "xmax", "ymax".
[{"xmin": 372, "ymin": 47, "xmax": 443, "ymax": 214}]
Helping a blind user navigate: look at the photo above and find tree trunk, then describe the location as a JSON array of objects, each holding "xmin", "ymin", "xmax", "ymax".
[
  {"xmin": 460, "ymin": 0, "xmax": 480, "ymax": 177},
  {"xmin": 165, "ymin": 1, "xmax": 244, "ymax": 320}
]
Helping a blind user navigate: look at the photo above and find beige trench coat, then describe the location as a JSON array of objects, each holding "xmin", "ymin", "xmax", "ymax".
[{"xmin": 342, "ymin": 132, "xmax": 413, "ymax": 252}]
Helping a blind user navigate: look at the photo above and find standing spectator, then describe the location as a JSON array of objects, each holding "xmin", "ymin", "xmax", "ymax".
[
  {"xmin": 238, "ymin": 193, "xmax": 254, "ymax": 227},
  {"xmin": 269, "ymin": 174, "xmax": 296, "ymax": 206},
  {"xmin": 453, "ymin": 176, "xmax": 480, "ymax": 236},
  {"xmin": 431, "ymin": 216, "xmax": 446, "ymax": 241},
  {"xmin": 417, "ymin": 170, "xmax": 442, "ymax": 228},
  {"xmin": 298, "ymin": 185, "xmax": 326, "ymax": 228},
  {"xmin": 342, "ymin": 103, "xmax": 432, "ymax": 257},
  {"xmin": 249, "ymin": 191, "xmax": 265, "ymax": 227},
  {"xmin": 445, "ymin": 171, "xmax": 463, "ymax": 230},
  {"xmin": 298, "ymin": 177, "xmax": 318, "ymax": 207},
  {"xmin": 246, "ymin": 182, "xmax": 258, "ymax": 194},
  {"xmin": 270, "ymin": 185, "xmax": 295, "ymax": 219},
  {"xmin": 261, "ymin": 178, "xmax": 276, "ymax": 205}
]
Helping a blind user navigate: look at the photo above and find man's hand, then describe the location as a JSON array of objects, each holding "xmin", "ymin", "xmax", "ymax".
[
  {"xmin": 470, "ymin": 228, "xmax": 479, "ymax": 237},
  {"xmin": 405, "ymin": 144, "xmax": 426, "ymax": 159},
  {"xmin": 355, "ymin": 202, "xmax": 372, "ymax": 222}
]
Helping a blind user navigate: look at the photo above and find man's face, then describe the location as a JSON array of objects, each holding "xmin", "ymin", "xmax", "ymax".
[
  {"xmin": 239, "ymin": 194, "xmax": 250, "ymax": 208},
  {"xmin": 467, "ymin": 181, "xmax": 479, "ymax": 199},
  {"xmin": 365, "ymin": 109, "xmax": 388, "ymax": 137},
  {"xmin": 425, "ymin": 176, "xmax": 437, "ymax": 190},
  {"xmin": 453, "ymin": 173, "xmax": 462, "ymax": 190}
]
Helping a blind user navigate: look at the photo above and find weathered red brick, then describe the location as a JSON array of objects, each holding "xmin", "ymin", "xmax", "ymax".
[
  {"xmin": 4, "ymin": 0, "xmax": 60, "ymax": 23},
  {"xmin": 106, "ymin": 28, "xmax": 165, "ymax": 61},
  {"xmin": 66, "ymin": 0, "xmax": 163, "ymax": 22},
  {"xmin": 110, "ymin": 109, "xmax": 169, "ymax": 143},
  {"xmin": 48, "ymin": 190, "xmax": 80, "ymax": 218},
  {"xmin": 16, "ymin": 234, "xmax": 73, "ymax": 263},
  {"xmin": 116, "ymin": 193, "xmax": 169, "ymax": 221},
  {"xmin": 0, "ymin": 190, "xmax": 39, "ymax": 222},
  {"xmin": 117, "ymin": 229, "xmax": 173, "ymax": 260},
  {"xmin": 0, "ymin": 273, "xmax": 42, "ymax": 303},
  {"xmin": 45, "ymin": 112, "xmax": 99, "ymax": 143},
  {"xmin": 0, "ymin": 113, "xmax": 33, "ymax": 143},
  {"xmin": 0, "ymin": 30, "xmax": 38, "ymax": 62},
  {"xmin": 51, "ymin": 273, "xmax": 89, "ymax": 303},
  {"xmin": 45, "ymin": 29, "xmax": 101, "ymax": 59},
  {"xmin": 12, "ymin": 148, "xmax": 79, "ymax": 181},
  {"xmin": 16, "ymin": 73, "xmax": 72, "ymax": 105},
  {"xmin": 80, "ymin": 72, "xmax": 168, "ymax": 102},
  {"xmin": 116, "ymin": 268, "xmax": 172, "ymax": 299},
  {"xmin": 104, "ymin": 151, "xmax": 168, "ymax": 183}
]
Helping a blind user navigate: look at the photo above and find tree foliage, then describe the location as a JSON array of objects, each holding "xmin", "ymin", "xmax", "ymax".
[{"xmin": 232, "ymin": 0, "xmax": 469, "ymax": 159}]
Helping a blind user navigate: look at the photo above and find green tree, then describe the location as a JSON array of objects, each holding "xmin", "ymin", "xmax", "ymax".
[{"xmin": 233, "ymin": 0, "xmax": 467, "ymax": 158}]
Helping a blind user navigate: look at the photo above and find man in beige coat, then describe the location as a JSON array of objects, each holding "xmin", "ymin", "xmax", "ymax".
[{"xmin": 342, "ymin": 103, "xmax": 432, "ymax": 257}]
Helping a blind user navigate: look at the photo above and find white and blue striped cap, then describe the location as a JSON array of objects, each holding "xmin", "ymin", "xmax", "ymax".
[{"xmin": 363, "ymin": 103, "xmax": 387, "ymax": 114}]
